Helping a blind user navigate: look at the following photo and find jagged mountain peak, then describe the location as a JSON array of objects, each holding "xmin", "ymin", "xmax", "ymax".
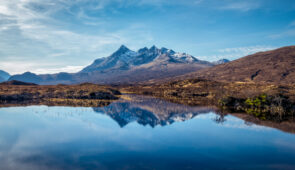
[
  {"xmin": 160, "ymin": 47, "xmax": 173, "ymax": 54},
  {"xmin": 149, "ymin": 45, "xmax": 160, "ymax": 53},
  {"xmin": 118, "ymin": 44, "xmax": 129, "ymax": 51},
  {"xmin": 160, "ymin": 47, "xmax": 168, "ymax": 52},
  {"xmin": 150, "ymin": 45, "xmax": 158, "ymax": 50},
  {"xmin": 112, "ymin": 45, "xmax": 132, "ymax": 56},
  {"xmin": 138, "ymin": 46, "xmax": 174, "ymax": 55},
  {"xmin": 138, "ymin": 47, "xmax": 149, "ymax": 53}
]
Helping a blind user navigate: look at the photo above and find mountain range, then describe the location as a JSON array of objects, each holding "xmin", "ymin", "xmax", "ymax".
[
  {"xmin": 5, "ymin": 45, "xmax": 295, "ymax": 85},
  {"xmin": 8, "ymin": 45, "xmax": 227, "ymax": 85}
]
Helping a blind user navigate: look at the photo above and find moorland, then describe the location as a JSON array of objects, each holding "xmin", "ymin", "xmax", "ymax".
[{"xmin": 0, "ymin": 80, "xmax": 120, "ymax": 107}]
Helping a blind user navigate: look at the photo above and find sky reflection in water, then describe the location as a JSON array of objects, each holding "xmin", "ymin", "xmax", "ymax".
[{"xmin": 0, "ymin": 96, "xmax": 295, "ymax": 170}]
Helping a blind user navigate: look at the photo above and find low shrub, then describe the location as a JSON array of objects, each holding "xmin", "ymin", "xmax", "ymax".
[{"xmin": 219, "ymin": 94, "xmax": 295, "ymax": 121}]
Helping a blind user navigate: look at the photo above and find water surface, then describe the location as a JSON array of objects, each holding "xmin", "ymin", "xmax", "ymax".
[{"xmin": 0, "ymin": 95, "xmax": 295, "ymax": 170}]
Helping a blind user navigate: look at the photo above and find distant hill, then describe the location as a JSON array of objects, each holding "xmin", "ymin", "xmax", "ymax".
[
  {"xmin": 0, "ymin": 80, "xmax": 37, "ymax": 86},
  {"xmin": 9, "ymin": 72, "xmax": 42, "ymax": 84},
  {"xmin": 184, "ymin": 46, "xmax": 295, "ymax": 84},
  {"xmin": 0, "ymin": 70, "xmax": 10, "ymax": 82},
  {"xmin": 9, "ymin": 45, "xmax": 221, "ymax": 85},
  {"xmin": 8, "ymin": 71, "xmax": 75, "ymax": 85}
]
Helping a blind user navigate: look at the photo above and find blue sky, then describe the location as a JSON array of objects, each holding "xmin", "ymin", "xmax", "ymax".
[{"xmin": 0, "ymin": 0, "xmax": 294, "ymax": 74}]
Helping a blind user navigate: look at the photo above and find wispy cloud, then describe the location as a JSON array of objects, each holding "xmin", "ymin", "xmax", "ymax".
[
  {"xmin": 219, "ymin": 1, "xmax": 260, "ymax": 12},
  {"xmin": 196, "ymin": 45, "xmax": 276, "ymax": 61},
  {"xmin": 218, "ymin": 46, "xmax": 275, "ymax": 54},
  {"xmin": 268, "ymin": 20, "xmax": 295, "ymax": 39},
  {"xmin": 289, "ymin": 20, "xmax": 295, "ymax": 27},
  {"xmin": 0, "ymin": 60, "xmax": 83, "ymax": 74},
  {"xmin": 269, "ymin": 29, "xmax": 295, "ymax": 39},
  {"xmin": 33, "ymin": 66, "xmax": 84, "ymax": 74}
]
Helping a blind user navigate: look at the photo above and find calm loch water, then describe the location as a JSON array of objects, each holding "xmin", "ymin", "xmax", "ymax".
[{"xmin": 0, "ymin": 95, "xmax": 295, "ymax": 170}]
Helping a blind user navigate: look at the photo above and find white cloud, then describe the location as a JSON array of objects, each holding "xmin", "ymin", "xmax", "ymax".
[
  {"xmin": 219, "ymin": 1, "xmax": 260, "ymax": 12},
  {"xmin": 0, "ymin": 61, "xmax": 36, "ymax": 75},
  {"xmin": 0, "ymin": 60, "xmax": 84, "ymax": 75},
  {"xmin": 218, "ymin": 46, "xmax": 275, "ymax": 54},
  {"xmin": 194, "ymin": 0, "xmax": 203, "ymax": 5},
  {"xmin": 32, "ymin": 65, "xmax": 84, "ymax": 74},
  {"xmin": 222, "ymin": 122, "xmax": 271, "ymax": 131},
  {"xmin": 196, "ymin": 45, "xmax": 276, "ymax": 61}
]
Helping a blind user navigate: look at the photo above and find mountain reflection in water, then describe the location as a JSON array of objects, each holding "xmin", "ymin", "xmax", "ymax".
[{"xmin": 93, "ymin": 94, "xmax": 215, "ymax": 127}]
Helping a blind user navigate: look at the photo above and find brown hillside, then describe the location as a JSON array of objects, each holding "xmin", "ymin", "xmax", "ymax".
[{"xmin": 186, "ymin": 46, "xmax": 295, "ymax": 84}]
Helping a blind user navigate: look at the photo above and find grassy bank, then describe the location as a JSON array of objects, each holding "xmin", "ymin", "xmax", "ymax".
[{"xmin": 0, "ymin": 83, "xmax": 121, "ymax": 107}]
